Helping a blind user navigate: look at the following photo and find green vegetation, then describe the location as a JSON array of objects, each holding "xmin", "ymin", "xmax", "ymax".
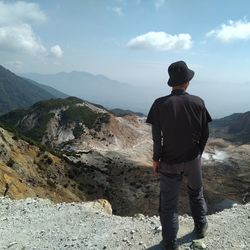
[
  {"xmin": 109, "ymin": 108, "xmax": 145, "ymax": 117},
  {"xmin": 73, "ymin": 124, "xmax": 84, "ymax": 138},
  {"xmin": 0, "ymin": 65, "xmax": 55, "ymax": 115},
  {"xmin": 93, "ymin": 113, "xmax": 110, "ymax": 131},
  {"xmin": 25, "ymin": 113, "xmax": 55, "ymax": 142},
  {"xmin": 0, "ymin": 109, "xmax": 29, "ymax": 127},
  {"xmin": 61, "ymin": 106, "xmax": 99, "ymax": 128},
  {"xmin": 0, "ymin": 97, "xmax": 84, "ymax": 142},
  {"xmin": 60, "ymin": 105, "xmax": 110, "ymax": 131},
  {"xmin": 0, "ymin": 121, "xmax": 61, "ymax": 157},
  {"xmin": 0, "ymin": 96, "xmax": 111, "ymax": 154},
  {"xmin": 32, "ymin": 96, "xmax": 83, "ymax": 112}
]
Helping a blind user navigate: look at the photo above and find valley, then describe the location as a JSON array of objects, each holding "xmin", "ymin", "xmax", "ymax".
[{"xmin": 0, "ymin": 95, "xmax": 249, "ymax": 217}]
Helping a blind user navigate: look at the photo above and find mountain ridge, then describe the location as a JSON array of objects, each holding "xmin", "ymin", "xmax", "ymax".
[
  {"xmin": 0, "ymin": 65, "xmax": 68, "ymax": 115},
  {"xmin": 210, "ymin": 111, "xmax": 250, "ymax": 143},
  {"xmin": 20, "ymin": 71, "xmax": 151, "ymax": 113}
]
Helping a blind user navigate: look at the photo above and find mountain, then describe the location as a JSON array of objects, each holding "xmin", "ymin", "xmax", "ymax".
[
  {"xmin": 21, "ymin": 71, "xmax": 129, "ymax": 105},
  {"xmin": 0, "ymin": 97, "xmax": 157, "ymax": 215},
  {"xmin": 0, "ymin": 65, "xmax": 67, "ymax": 115},
  {"xmin": 0, "ymin": 96, "xmax": 111, "ymax": 145},
  {"xmin": 210, "ymin": 111, "xmax": 250, "ymax": 143},
  {"xmin": 109, "ymin": 108, "xmax": 145, "ymax": 117},
  {"xmin": 24, "ymin": 78, "xmax": 68, "ymax": 99},
  {"xmin": 20, "ymin": 71, "xmax": 149, "ymax": 114},
  {"xmin": 0, "ymin": 99, "xmax": 249, "ymax": 216}
]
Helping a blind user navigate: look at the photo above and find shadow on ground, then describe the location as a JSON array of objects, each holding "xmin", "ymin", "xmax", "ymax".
[{"xmin": 146, "ymin": 231, "xmax": 196, "ymax": 250}]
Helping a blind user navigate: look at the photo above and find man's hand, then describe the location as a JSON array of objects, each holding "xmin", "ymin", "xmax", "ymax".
[{"xmin": 153, "ymin": 160, "xmax": 160, "ymax": 176}]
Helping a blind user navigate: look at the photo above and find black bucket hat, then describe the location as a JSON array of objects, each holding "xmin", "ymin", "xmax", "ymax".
[{"xmin": 167, "ymin": 61, "xmax": 195, "ymax": 87}]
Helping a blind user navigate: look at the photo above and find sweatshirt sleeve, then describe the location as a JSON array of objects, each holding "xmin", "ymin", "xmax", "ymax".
[
  {"xmin": 146, "ymin": 100, "xmax": 161, "ymax": 127},
  {"xmin": 199, "ymin": 107, "xmax": 212, "ymax": 154},
  {"xmin": 151, "ymin": 124, "xmax": 162, "ymax": 161}
]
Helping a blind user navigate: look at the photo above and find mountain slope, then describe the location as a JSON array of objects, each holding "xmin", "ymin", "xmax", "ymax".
[
  {"xmin": 210, "ymin": 111, "xmax": 250, "ymax": 143},
  {"xmin": 0, "ymin": 65, "xmax": 57, "ymax": 115},
  {"xmin": 21, "ymin": 71, "xmax": 148, "ymax": 113},
  {"xmin": 0, "ymin": 126, "xmax": 89, "ymax": 203},
  {"xmin": 0, "ymin": 96, "xmax": 111, "ymax": 145},
  {"xmin": 0, "ymin": 97, "xmax": 156, "ymax": 215},
  {"xmin": 24, "ymin": 78, "xmax": 68, "ymax": 99},
  {"xmin": 1, "ymin": 98, "xmax": 249, "ymax": 216}
]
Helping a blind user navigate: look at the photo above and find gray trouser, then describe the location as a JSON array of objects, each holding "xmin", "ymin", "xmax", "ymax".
[{"xmin": 159, "ymin": 154, "xmax": 207, "ymax": 242}]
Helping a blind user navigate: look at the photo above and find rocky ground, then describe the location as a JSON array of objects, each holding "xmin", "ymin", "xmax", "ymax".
[{"xmin": 0, "ymin": 197, "xmax": 249, "ymax": 250}]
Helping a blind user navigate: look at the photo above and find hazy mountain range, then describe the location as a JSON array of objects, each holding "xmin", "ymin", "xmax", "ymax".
[
  {"xmin": 21, "ymin": 71, "xmax": 250, "ymax": 119},
  {"xmin": 0, "ymin": 65, "xmax": 67, "ymax": 115},
  {"xmin": 21, "ymin": 71, "xmax": 155, "ymax": 115},
  {"xmin": 0, "ymin": 65, "xmax": 142, "ymax": 117}
]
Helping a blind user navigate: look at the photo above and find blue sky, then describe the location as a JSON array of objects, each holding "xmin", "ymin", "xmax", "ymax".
[{"xmin": 0, "ymin": 0, "xmax": 250, "ymax": 116}]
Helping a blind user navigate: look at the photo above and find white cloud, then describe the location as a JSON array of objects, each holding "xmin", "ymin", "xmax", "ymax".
[
  {"xmin": 0, "ymin": 1, "xmax": 47, "ymax": 25},
  {"xmin": 0, "ymin": 1, "xmax": 63, "ymax": 60},
  {"xmin": 154, "ymin": 0, "xmax": 165, "ymax": 9},
  {"xmin": 127, "ymin": 31, "xmax": 192, "ymax": 51},
  {"xmin": 50, "ymin": 45, "xmax": 63, "ymax": 58},
  {"xmin": 0, "ymin": 24, "xmax": 46, "ymax": 55},
  {"xmin": 206, "ymin": 19, "xmax": 250, "ymax": 43},
  {"xmin": 111, "ymin": 7, "xmax": 123, "ymax": 16}
]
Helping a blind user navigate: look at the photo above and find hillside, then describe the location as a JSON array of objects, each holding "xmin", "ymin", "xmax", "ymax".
[
  {"xmin": 210, "ymin": 111, "xmax": 250, "ymax": 143},
  {"xmin": 24, "ymin": 78, "xmax": 68, "ymax": 99},
  {"xmin": 0, "ymin": 126, "xmax": 89, "ymax": 203},
  {"xmin": 0, "ymin": 197, "xmax": 249, "ymax": 249},
  {"xmin": 0, "ymin": 96, "xmax": 111, "ymax": 145},
  {"xmin": 110, "ymin": 108, "xmax": 145, "ymax": 117},
  {"xmin": 0, "ymin": 65, "xmax": 60, "ymax": 115},
  {"xmin": 0, "ymin": 98, "xmax": 157, "ymax": 215},
  {"xmin": 0, "ymin": 98, "xmax": 249, "ymax": 217}
]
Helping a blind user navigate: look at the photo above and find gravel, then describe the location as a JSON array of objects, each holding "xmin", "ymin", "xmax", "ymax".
[{"xmin": 0, "ymin": 197, "xmax": 249, "ymax": 249}]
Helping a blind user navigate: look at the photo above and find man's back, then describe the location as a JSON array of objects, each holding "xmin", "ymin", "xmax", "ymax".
[{"xmin": 146, "ymin": 89, "xmax": 211, "ymax": 164}]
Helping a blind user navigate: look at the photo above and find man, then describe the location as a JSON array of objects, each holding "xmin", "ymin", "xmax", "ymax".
[{"xmin": 146, "ymin": 61, "xmax": 212, "ymax": 250}]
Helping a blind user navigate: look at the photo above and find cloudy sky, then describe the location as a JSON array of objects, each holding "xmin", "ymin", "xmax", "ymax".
[{"xmin": 0, "ymin": 0, "xmax": 250, "ymax": 117}]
